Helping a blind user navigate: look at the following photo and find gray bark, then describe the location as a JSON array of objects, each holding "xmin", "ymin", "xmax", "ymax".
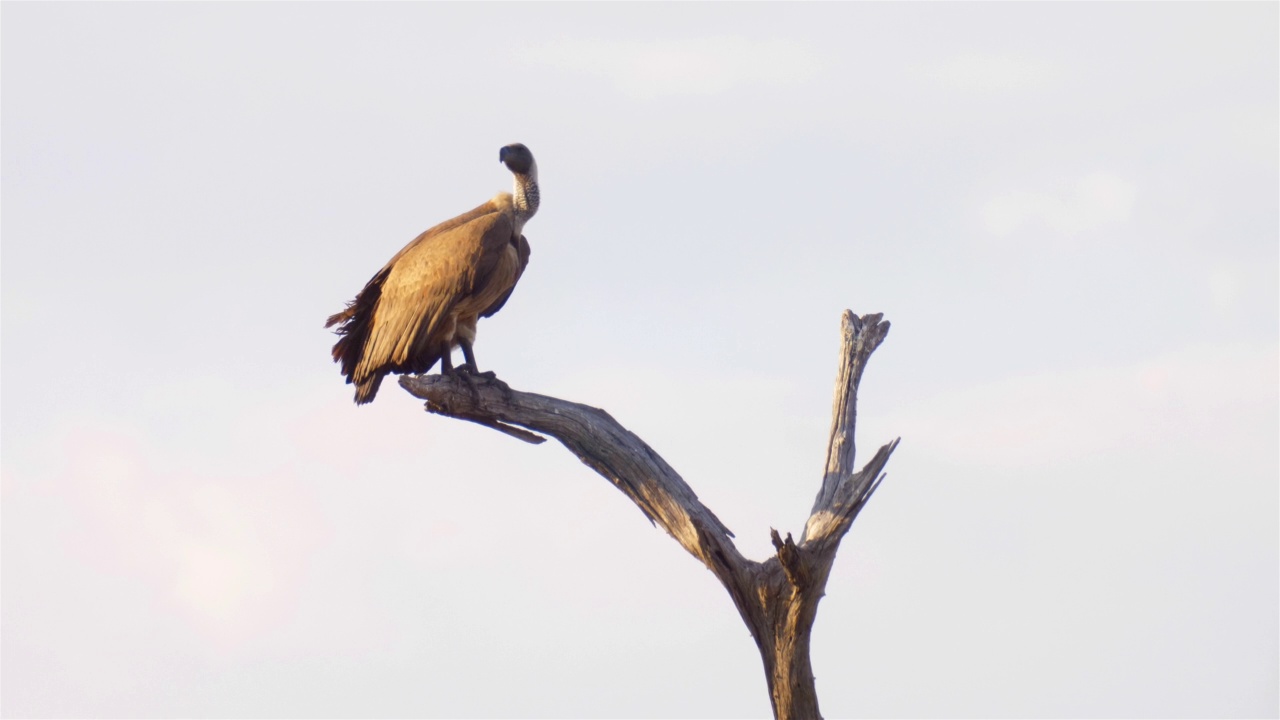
[{"xmin": 399, "ymin": 310, "xmax": 898, "ymax": 720}]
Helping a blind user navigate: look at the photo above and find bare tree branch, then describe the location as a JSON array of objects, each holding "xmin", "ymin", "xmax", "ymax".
[
  {"xmin": 400, "ymin": 373, "xmax": 744, "ymax": 570},
  {"xmin": 398, "ymin": 310, "xmax": 898, "ymax": 720}
]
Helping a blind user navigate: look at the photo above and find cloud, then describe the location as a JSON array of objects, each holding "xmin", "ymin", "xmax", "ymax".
[
  {"xmin": 981, "ymin": 172, "xmax": 1137, "ymax": 239},
  {"xmin": 921, "ymin": 53, "xmax": 1060, "ymax": 93},
  {"xmin": 528, "ymin": 36, "xmax": 821, "ymax": 98},
  {"xmin": 27, "ymin": 423, "xmax": 325, "ymax": 647},
  {"xmin": 1208, "ymin": 265, "xmax": 1242, "ymax": 312},
  {"xmin": 884, "ymin": 342, "xmax": 1279, "ymax": 469},
  {"xmin": 1204, "ymin": 259, "xmax": 1277, "ymax": 315}
]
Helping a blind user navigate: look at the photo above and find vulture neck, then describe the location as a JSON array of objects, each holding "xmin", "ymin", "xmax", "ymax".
[{"xmin": 511, "ymin": 163, "xmax": 539, "ymax": 229}]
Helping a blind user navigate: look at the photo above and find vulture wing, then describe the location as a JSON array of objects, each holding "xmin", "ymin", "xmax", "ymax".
[
  {"xmin": 480, "ymin": 234, "xmax": 531, "ymax": 318},
  {"xmin": 328, "ymin": 199, "xmax": 519, "ymax": 403}
]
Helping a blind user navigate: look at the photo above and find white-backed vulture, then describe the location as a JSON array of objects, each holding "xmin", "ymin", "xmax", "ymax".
[{"xmin": 326, "ymin": 143, "xmax": 538, "ymax": 404}]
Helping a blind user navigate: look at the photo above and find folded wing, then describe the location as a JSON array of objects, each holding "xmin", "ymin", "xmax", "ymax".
[{"xmin": 327, "ymin": 199, "xmax": 520, "ymax": 404}]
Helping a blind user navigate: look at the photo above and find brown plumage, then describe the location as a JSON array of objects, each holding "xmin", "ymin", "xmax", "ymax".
[{"xmin": 326, "ymin": 143, "xmax": 538, "ymax": 404}]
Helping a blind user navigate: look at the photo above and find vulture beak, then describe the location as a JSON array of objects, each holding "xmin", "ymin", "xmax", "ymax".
[{"xmin": 499, "ymin": 146, "xmax": 509, "ymax": 163}]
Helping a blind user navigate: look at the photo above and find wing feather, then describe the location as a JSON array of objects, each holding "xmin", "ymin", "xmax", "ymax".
[
  {"xmin": 328, "ymin": 195, "xmax": 524, "ymax": 404},
  {"xmin": 480, "ymin": 235, "xmax": 532, "ymax": 318},
  {"xmin": 355, "ymin": 210, "xmax": 516, "ymax": 380}
]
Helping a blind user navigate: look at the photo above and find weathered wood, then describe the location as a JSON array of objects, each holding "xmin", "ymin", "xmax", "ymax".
[{"xmin": 398, "ymin": 310, "xmax": 898, "ymax": 720}]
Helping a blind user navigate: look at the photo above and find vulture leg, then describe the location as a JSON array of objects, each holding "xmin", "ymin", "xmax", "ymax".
[
  {"xmin": 453, "ymin": 338, "xmax": 510, "ymax": 398},
  {"xmin": 458, "ymin": 338, "xmax": 497, "ymax": 379},
  {"xmin": 459, "ymin": 338, "xmax": 480, "ymax": 374},
  {"xmin": 439, "ymin": 342, "xmax": 484, "ymax": 403}
]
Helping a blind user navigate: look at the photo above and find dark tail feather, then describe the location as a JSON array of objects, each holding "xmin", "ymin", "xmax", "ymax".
[
  {"xmin": 353, "ymin": 372, "xmax": 385, "ymax": 404},
  {"xmin": 327, "ymin": 267, "xmax": 391, "ymax": 402},
  {"xmin": 325, "ymin": 306, "xmax": 355, "ymax": 329}
]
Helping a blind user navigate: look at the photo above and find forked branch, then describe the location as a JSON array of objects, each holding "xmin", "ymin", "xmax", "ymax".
[{"xmin": 399, "ymin": 310, "xmax": 898, "ymax": 720}]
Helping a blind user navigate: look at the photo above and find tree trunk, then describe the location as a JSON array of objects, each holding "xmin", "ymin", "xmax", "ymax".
[{"xmin": 399, "ymin": 310, "xmax": 897, "ymax": 720}]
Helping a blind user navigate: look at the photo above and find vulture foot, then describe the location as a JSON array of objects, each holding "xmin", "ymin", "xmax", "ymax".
[
  {"xmin": 451, "ymin": 367, "xmax": 483, "ymax": 405},
  {"xmin": 469, "ymin": 369, "xmax": 514, "ymax": 401},
  {"xmin": 487, "ymin": 373, "xmax": 514, "ymax": 400}
]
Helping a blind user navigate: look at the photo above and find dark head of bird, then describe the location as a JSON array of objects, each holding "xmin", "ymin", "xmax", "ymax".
[
  {"xmin": 499, "ymin": 143, "xmax": 535, "ymax": 176},
  {"xmin": 500, "ymin": 143, "xmax": 539, "ymax": 220}
]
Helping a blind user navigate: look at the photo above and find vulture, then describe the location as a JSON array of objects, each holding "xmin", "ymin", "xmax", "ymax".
[{"xmin": 325, "ymin": 143, "xmax": 538, "ymax": 404}]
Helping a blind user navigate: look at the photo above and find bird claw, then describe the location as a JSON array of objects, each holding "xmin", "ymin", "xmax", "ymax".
[
  {"xmin": 491, "ymin": 375, "xmax": 513, "ymax": 401},
  {"xmin": 447, "ymin": 365, "xmax": 482, "ymax": 404},
  {"xmin": 442, "ymin": 365, "xmax": 510, "ymax": 403}
]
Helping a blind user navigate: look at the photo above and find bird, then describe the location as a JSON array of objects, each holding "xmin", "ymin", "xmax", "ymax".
[{"xmin": 325, "ymin": 143, "xmax": 538, "ymax": 404}]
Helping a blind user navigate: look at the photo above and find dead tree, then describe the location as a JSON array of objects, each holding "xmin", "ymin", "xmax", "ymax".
[{"xmin": 399, "ymin": 310, "xmax": 899, "ymax": 720}]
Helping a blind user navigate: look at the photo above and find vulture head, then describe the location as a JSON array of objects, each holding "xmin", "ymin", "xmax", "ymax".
[
  {"xmin": 500, "ymin": 143, "xmax": 539, "ymax": 220},
  {"xmin": 499, "ymin": 143, "xmax": 536, "ymax": 177}
]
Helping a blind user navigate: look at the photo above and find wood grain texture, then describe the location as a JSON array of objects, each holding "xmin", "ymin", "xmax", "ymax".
[{"xmin": 399, "ymin": 311, "xmax": 898, "ymax": 720}]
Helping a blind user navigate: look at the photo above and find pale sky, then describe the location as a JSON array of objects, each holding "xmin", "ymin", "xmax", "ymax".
[{"xmin": 2, "ymin": 3, "xmax": 1277, "ymax": 718}]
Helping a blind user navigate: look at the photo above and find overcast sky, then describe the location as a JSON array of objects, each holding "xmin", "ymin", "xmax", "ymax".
[{"xmin": 2, "ymin": 3, "xmax": 1277, "ymax": 718}]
